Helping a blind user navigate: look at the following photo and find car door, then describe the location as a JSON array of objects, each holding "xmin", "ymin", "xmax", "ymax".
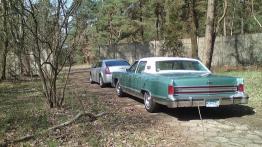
[
  {"xmin": 92, "ymin": 62, "xmax": 98, "ymax": 82},
  {"xmin": 133, "ymin": 61, "xmax": 147, "ymax": 93},
  {"xmin": 124, "ymin": 61, "xmax": 138, "ymax": 91},
  {"xmin": 90, "ymin": 63, "xmax": 97, "ymax": 82},
  {"xmin": 94, "ymin": 61, "xmax": 102, "ymax": 82}
]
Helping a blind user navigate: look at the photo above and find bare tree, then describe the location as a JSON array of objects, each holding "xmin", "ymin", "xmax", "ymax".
[
  {"xmin": 203, "ymin": 0, "xmax": 215, "ymax": 69},
  {"xmin": 11, "ymin": 0, "xmax": 82, "ymax": 108},
  {"xmin": 189, "ymin": 0, "xmax": 198, "ymax": 59},
  {"xmin": 8, "ymin": 0, "xmax": 32, "ymax": 77},
  {"xmin": 204, "ymin": 0, "xmax": 227, "ymax": 69},
  {"xmin": 251, "ymin": 0, "xmax": 262, "ymax": 28},
  {"xmin": 155, "ymin": 0, "xmax": 162, "ymax": 41},
  {"xmin": 139, "ymin": 0, "xmax": 144, "ymax": 41}
]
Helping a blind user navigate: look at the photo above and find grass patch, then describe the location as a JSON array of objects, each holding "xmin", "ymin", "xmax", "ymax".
[
  {"xmin": 0, "ymin": 80, "xmax": 50, "ymax": 141},
  {"xmin": 0, "ymin": 78, "xmax": 111, "ymax": 146},
  {"xmin": 218, "ymin": 70, "xmax": 262, "ymax": 108}
]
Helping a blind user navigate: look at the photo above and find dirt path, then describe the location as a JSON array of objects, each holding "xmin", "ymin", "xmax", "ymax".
[{"xmin": 70, "ymin": 67, "xmax": 262, "ymax": 146}]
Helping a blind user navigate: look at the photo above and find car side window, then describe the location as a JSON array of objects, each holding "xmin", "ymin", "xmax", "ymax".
[
  {"xmin": 136, "ymin": 61, "xmax": 147, "ymax": 73},
  {"xmin": 97, "ymin": 62, "xmax": 102, "ymax": 67},
  {"xmin": 94, "ymin": 62, "xmax": 98, "ymax": 67},
  {"xmin": 129, "ymin": 61, "xmax": 138, "ymax": 72}
]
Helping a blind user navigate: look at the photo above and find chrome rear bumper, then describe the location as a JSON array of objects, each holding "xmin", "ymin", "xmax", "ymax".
[
  {"xmin": 166, "ymin": 97, "xmax": 248, "ymax": 108},
  {"xmin": 154, "ymin": 92, "xmax": 249, "ymax": 108}
]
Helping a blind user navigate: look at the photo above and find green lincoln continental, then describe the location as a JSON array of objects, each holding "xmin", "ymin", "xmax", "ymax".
[{"xmin": 112, "ymin": 57, "xmax": 249, "ymax": 112}]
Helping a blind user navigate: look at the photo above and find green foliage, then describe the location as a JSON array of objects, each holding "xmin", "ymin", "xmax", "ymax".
[
  {"xmin": 47, "ymin": 139, "xmax": 59, "ymax": 147},
  {"xmin": 1, "ymin": 0, "xmax": 262, "ymax": 65},
  {"xmin": 74, "ymin": 49, "xmax": 86, "ymax": 64},
  {"xmin": 71, "ymin": 0, "xmax": 262, "ymax": 59},
  {"xmin": 160, "ymin": 0, "xmax": 185, "ymax": 56},
  {"xmin": 219, "ymin": 70, "xmax": 262, "ymax": 108}
]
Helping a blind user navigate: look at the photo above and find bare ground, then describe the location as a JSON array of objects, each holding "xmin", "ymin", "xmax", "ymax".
[{"xmin": 67, "ymin": 67, "xmax": 262, "ymax": 146}]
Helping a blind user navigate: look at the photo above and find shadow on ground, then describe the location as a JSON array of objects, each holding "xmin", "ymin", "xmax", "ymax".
[
  {"xmin": 125, "ymin": 94, "xmax": 255, "ymax": 121},
  {"xmin": 161, "ymin": 105, "xmax": 255, "ymax": 121}
]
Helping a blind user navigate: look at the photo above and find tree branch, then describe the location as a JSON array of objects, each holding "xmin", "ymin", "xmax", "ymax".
[
  {"xmin": 1, "ymin": 111, "xmax": 108, "ymax": 146},
  {"xmin": 251, "ymin": 0, "xmax": 262, "ymax": 27},
  {"xmin": 216, "ymin": 0, "xmax": 228, "ymax": 33}
]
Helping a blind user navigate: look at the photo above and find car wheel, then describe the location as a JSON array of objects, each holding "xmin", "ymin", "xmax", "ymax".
[
  {"xmin": 144, "ymin": 92, "xmax": 159, "ymax": 113},
  {"xmin": 99, "ymin": 76, "xmax": 105, "ymax": 88},
  {"xmin": 111, "ymin": 80, "xmax": 116, "ymax": 88},
  {"xmin": 89, "ymin": 73, "xmax": 94, "ymax": 84},
  {"xmin": 116, "ymin": 81, "xmax": 124, "ymax": 97},
  {"xmin": 111, "ymin": 83, "xmax": 115, "ymax": 88}
]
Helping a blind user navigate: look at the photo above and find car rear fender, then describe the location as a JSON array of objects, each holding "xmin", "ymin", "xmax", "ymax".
[{"xmin": 140, "ymin": 78, "xmax": 157, "ymax": 97}]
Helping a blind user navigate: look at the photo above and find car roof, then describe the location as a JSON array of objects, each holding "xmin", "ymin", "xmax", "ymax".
[
  {"xmin": 101, "ymin": 59, "xmax": 127, "ymax": 62},
  {"xmin": 139, "ymin": 57, "xmax": 200, "ymax": 62}
]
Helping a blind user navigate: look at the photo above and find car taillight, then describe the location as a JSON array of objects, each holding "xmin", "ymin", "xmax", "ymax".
[
  {"xmin": 168, "ymin": 85, "xmax": 175, "ymax": 95},
  {"xmin": 237, "ymin": 84, "xmax": 244, "ymax": 92},
  {"xmin": 105, "ymin": 67, "xmax": 111, "ymax": 74}
]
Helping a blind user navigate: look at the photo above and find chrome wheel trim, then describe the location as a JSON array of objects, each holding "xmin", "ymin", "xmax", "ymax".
[
  {"xmin": 99, "ymin": 77, "xmax": 103, "ymax": 86},
  {"xmin": 89, "ymin": 75, "xmax": 93, "ymax": 82},
  {"xmin": 116, "ymin": 82, "xmax": 121, "ymax": 95},
  {"xmin": 144, "ymin": 93, "xmax": 151, "ymax": 110}
]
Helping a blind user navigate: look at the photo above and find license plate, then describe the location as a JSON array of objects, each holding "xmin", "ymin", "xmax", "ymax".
[{"xmin": 206, "ymin": 99, "xmax": 220, "ymax": 107}]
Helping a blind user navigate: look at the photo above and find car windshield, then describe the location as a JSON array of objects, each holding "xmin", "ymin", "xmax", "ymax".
[
  {"xmin": 105, "ymin": 60, "xmax": 130, "ymax": 67},
  {"xmin": 155, "ymin": 60, "xmax": 208, "ymax": 72}
]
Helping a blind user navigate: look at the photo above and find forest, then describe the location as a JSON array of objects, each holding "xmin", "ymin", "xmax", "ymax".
[{"xmin": 1, "ymin": 0, "xmax": 262, "ymax": 81}]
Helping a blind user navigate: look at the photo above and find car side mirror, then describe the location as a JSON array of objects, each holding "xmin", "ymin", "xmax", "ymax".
[{"xmin": 126, "ymin": 69, "xmax": 130, "ymax": 72}]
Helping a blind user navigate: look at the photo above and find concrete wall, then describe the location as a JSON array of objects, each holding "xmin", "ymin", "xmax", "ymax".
[
  {"xmin": 100, "ymin": 33, "xmax": 262, "ymax": 66},
  {"xmin": 182, "ymin": 33, "xmax": 262, "ymax": 66},
  {"xmin": 4, "ymin": 52, "xmax": 38, "ymax": 79}
]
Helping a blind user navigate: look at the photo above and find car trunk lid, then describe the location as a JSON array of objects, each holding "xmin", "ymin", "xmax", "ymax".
[
  {"xmin": 161, "ymin": 72, "xmax": 238, "ymax": 94},
  {"xmin": 108, "ymin": 66, "xmax": 130, "ymax": 73}
]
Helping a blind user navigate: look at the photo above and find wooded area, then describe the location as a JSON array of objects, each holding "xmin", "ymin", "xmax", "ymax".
[{"xmin": 0, "ymin": 0, "xmax": 262, "ymax": 107}]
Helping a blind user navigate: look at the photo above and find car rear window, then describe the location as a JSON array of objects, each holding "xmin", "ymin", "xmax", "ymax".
[
  {"xmin": 105, "ymin": 60, "xmax": 130, "ymax": 67},
  {"xmin": 156, "ymin": 60, "xmax": 207, "ymax": 71}
]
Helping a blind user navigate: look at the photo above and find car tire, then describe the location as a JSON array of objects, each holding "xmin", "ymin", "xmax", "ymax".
[
  {"xmin": 99, "ymin": 76, "xmax": 105, "ymax": 88},
  {"xmin": 144, "ymin": 92, "xmax": 159, "ymax": 113},
  {"xmin": 90, "ymin": 73, "xmax": 94, "ymax": 84},
  {"xmin": 111, "ymin": 83, "xmax": 115, "ymax": 88},
  {"xmin": 116, "ymin": 81, "xmax": 125, "ymax": 97}
]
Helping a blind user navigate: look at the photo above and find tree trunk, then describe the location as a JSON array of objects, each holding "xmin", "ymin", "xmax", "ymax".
[
  {"xmin": 1, "ymin": 0, "xmax": 8, "ymax": 80},
  {"xmin": 222, "ymin": 1, "xmax": 227, "ymax": 36},
  {"xmin": 223, "ymin": 16, "xmax": 227, "ymax": 36},
  {"xmin": 190, "ymin": 0, "xmax": 198, "ymax": 59},
  {"xmin": 230, "ymin": 0, "xmax": 236, "ymax": 36},
  {"xmin": 1, "ymin": 43, "xmax": 8, "ymax": 80},
  {"xmin": 20, "ymin": 6, "xmax": 31, "ymax": 76},
  {"xmin": 156, "ymin": 13, "xmax": 160, "ymax": 40},
  {"xmin": 155, "ymin": 1, "xmax": 161, "ymax": 41},
  {"xmin": 108, "ymin": 12, "xmax": 113, "ymax": 57},
  {"xmin": 21, "ymin": 55, "xmax": 31, "ymax": 76},
  {"xmin": 240, "ymin": 0, "xmax": 245, "ymax": 34},
  {"xmin": 241, "ymin": 17, "xmax": 244, "ymax": 34},
  {"xmin": 204, "ymin": 0, "xmax": 215, "ymax": 69},
  {"xmin": 139, "ymin": 0, "xmax": 144, "ymax": 41}
]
